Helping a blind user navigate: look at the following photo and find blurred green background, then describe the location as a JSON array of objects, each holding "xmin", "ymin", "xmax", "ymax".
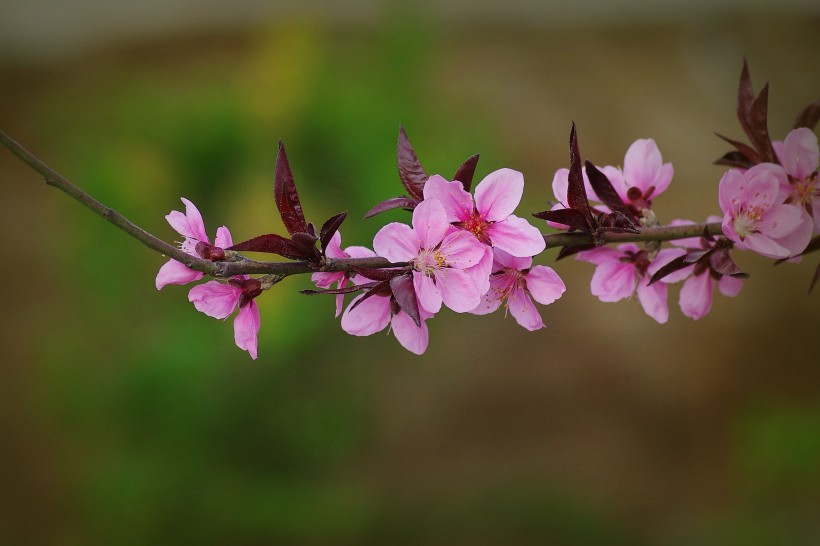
[{"xmin": 1, "ymin": 2, "xmax": 819, "ymax": 544}]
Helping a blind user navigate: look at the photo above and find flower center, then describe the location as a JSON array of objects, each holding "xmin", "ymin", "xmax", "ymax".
[
  {"xmin": 733, "ymin": 210, "xmax": 759, "ymax": 238},
  {"xmin": 459, "ymin": 209, "xmax": 493, "ymax": 245},
  {"xmin": 414, "ymin": 248, "xmax": 447, "ymax": 276},
  {"xmin": 789, "ymin": 174, "xmax": 818, "ymax": 208}
]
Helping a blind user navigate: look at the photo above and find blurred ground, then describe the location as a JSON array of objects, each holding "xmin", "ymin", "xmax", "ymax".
[{"xmin": 1, "ymin": 4, "xmax": 819, "ymax": 545}]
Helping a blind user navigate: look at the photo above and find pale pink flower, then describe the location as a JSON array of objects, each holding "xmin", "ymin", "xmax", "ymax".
[
  {"xmin": 373, "ymin": 198, "xmax": 487, "ymax": 314},
  {"xmin": 576, "ymin": 244, "xmax": 670, "ymax": 323},
  {"xmin": 471, "ymin": 249, "xmax": 566, "ymax": 331},
  {"xmin": 776, "ymin": 128, "xmax": 819, "ymax": 233},
  {"xmin": 341, "ymin": 292, "xmax": 434, "ymax": 355},
  {"xmin": 423, "ymin": 169, "xmax": 546, "ymax": 257},
  {"xmin": 719, "ymin": 164, "xmax": 810, "ymax": 259},
  {"xmin": 310, "ymin": 231, "xmax": 376, "ymax": 317},
  {"xmin": 156, "ymin": 198, "xmax": 229, "ymax": 290},
  {"xmin": 187, "ymin": 228, "xmax": 261, "ymax": 359}
]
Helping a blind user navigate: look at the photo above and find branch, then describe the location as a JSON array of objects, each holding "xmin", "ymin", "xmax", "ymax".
[{"xmin": 1, "ymin": 130, "xmax": 724, "ymax": 278}]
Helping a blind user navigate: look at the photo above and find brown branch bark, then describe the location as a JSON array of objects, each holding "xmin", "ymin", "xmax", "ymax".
[{"xmin": 1, "ymin": 130, "xmax": 724, "ymax": 278}]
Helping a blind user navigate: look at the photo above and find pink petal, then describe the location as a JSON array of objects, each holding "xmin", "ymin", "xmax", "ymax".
[
  {"xmin": 156, "ymin": 259, "xmax": 204, "ymax": 290},
  {"xmin": 744, "ymin": 164, "xmax": 784, "ymax": 210},
  {"xmin": 646, "ymin": 248, "xmax": 691, "ymax": 284},
  {"xmin": 165, "ymin": 198, "xmax": 209, "ymax": 242},
  {"xmin": 679, "ymin": 272, "xmax": 713, "ymax": 320},
  {"xmin": 439, "ymin": 229, "xmax": 486, "ymax": 269},
  {"xmin": 623, "ymin": 139, "xmax": 665, "ymax": 194},
  {"xmin": 743, "ymin": 232, "xmax": 791, "ymax": 259},
  {"xmin": 771, "ymin": 207, "xmax": 814, "ymax": 257},
  {"xmin": 474, "ymin": 168, "xmax": 524, "ymax": 222},
  {"xmin": 188, "ymin": 281, "xmax": 241, "ymax": 319},
  {"xmin": 324, "ymin": 231, "xmax": 345, "ymax": 259},
  {"xmin": 721, "ymin": 213, "xmax": 741, "ymax": 245},
  {"xmin": 470, "ymin": 274, "xmax": 506, "ymax": 316},
  {"xmin": 234, "ymin": 301, "xmax": 261, "ymax": 360},
  {"xmin": 340, "ymin": 293, "xmax": 391, "ymax": 336},
  {"xmin": 373, "ymin": 222, "xmax": 418, "ymax": 262},
  {"xmin": 311, "ymin": 271, "xmax": 343, "ymax": 288},
  {"xmin": 576, "ymin": 246, "xmax": 622, "ymax": 266},
  {"xmin": 391, "ymin": 311, "xmax": 430, "ymax": 355},
  {"xmin": 434, "ymin": 268, "xmax": 481, "ymax": 313},
  {"xmin": 551, "ymin": 168, "xmax": 570, "ymax": 203},
  {"xmin": 599, "ymin": 166, "xmax": 626, "ymax": 203},
  {"xmin": 718, "ymin": 169, "xmax": 747, "ymax": 214},
  {"xmin": 466, "ymin": 246, "xmax": 495, "ymax": 296},
  {"xmin": 214, "ymin": 226, "xmax": 233, "ymax": 249},
  {"xmin": 782, "ymin": 127, "xmax": 819, "ymax": 181},
  {"xmin": 589, "ymin": 260, "xmax": 636, "ymax": 302},
  {"xmin": 652, "ymin": 163, "xmax": 674, "ymax": 198},
  {"xmin": 508, "ymin": 286, "xmax": 544, "ymax": 331},
  {"xmin": 413, "ymin": 271, "xmax": 442, "ymax": 314},
  {"xmin": 760, "ymin": 204, "xmax": 806, "ymax": 239},
  {"xmin": 492, "ymin": 247, "xmax": 531, "ymax": 272},
  {"xmin": 636, "ymin": 278, "xmax": 668, "ymax": 324},
  {"xmin": 345, "ymin": 245, "xmax": 377, "ymax": 259},
  {"xmin": 412, "ymin": 198, "xmax": 450, "ymax": 250},
  {"xmin": 487, "ymin": 215, "xmax": 546, "ymax": 257},
  {"xmin": 422, "ymin": 175, "xmax": 474, "ymax": 222},
  {"xmin": 718, "ymin": 275, "xmax": 744, "ymax": 297},
  {"xmin": 524, "ymin": 265, "xmax": 566, "ymax": 305}
]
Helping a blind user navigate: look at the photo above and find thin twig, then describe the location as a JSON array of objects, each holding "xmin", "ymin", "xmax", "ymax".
[{"xmin": 1, "ymin": 130, "xmax": 724, "ymax": 278}]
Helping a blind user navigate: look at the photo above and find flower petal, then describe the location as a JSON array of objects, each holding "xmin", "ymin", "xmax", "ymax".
[
  {"xmin": 391, "ymin": 311, "xmax": 430, "ymax": 355},
  {"xmin": 423, "ymin": 174, "xmax": 473, "ymax": 222},
  {"xmin": 413, "ymin": 271, "xmax": 442, "ymax": 314},
  {"xmin": 373, "ymin": 222, "xmax": 418, "ymax": 262},
  {"xmin": 492, "ymin": 247, "xmax": 531, "ymax": 272},
  {"xmin": 782, "ymin": 127, "xmax": 819, "ymax": 181},
  {"xmin": 156, "ymin": 259, "xmax": 204, "ymax": 290},
  {"xmin": 474, "ymin": 168, "xmax": 524, "ymax": 222},
  {"xmin": 679, "ymin": 272, "xmax": 713, "ymax": 320},
  {"xmin": 487, "ymin": 215, "xmax": 546, "ymax": 257},
  {"xmin": 434, "ymin": 268, "xmax": 481, "ymax": 313},
  {"xmin": 234, "ymin": 301, "xmax": 261, "ymax": 360},
  {"xmin": 760, "ymin": 204, "xmax": 806, "ymax": 239},
  {"xmin": 589, "ymin": 260, "xmax": 636, "ymax": 302},
  {"xmin": 412, "ymin": 198, "xmax": 450, "ymax": 249},
  {"xmin": 466, "ymin": 246, "xmax": 495, "ymax": 296},
  {"xmin": 742, "ymin": 233, "xmax": 791, "ymax": 259},
  {"xmin": 636, "ymin": 278, "xmax": 668, "ymax": 324},
  {"xmin": 345, "ymin": 245, "xmax": 377, "ymax": 259},
  {"xmin": 717, "ymin": 275, "xmax": 744, "ymax": 297},
  {"xmin": 214, "ymin": 226, "xmax": 233, "ymax": 249},
  {"xmin": 340, "ymin": 293, "xmax": 391, "ymax": 336},
  {"xmin": 508, "ymin": 286, "xmax": 544, "ymax": 331},
  {"xmin": 439, "ymin": 229, "xmax": 486, "ymax": 269},
  {"xmin": 524, "ymin": 265, "xmax": 566, "ymax": 305},
  {"xmin": 646, "ymin": 247, "xmax": 692, "ymax": 284},
  {"xmin": 188, "ymin": 281, "xmax": 241, "ymax": 319},
  {"xmin": 623, "ymin": 139, "xmax": 664, "ymax": 194}
]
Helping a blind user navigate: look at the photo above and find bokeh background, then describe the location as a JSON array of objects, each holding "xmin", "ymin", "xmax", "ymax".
[{"xmin": 1, "ymin": 1, "xmax": 819, "ymax": 544}]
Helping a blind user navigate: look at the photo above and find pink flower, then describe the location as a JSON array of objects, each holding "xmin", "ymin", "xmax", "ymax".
[
  {"xmin": 341, "ymin": 292, "xmax": 434, "ymax": 355},
  {"xmin": 648, "ymin": 218, "xmax": 744, "ymax": 320},
  {"xmin": 471, "ymin": 249, "xmax": 566, "ymax": 331},
  {"xmin": 187, "ymin": 228, "xmax": 261, "ymax": 359},
  {"xmin": 576, "ymin": 244, "xmax": 670, "ymax": 323},
  {"xmin": 423, "ymin": 169, "xmax": 546, "ymax": 257},
  {"xmin": 777, "ymin": 128, "xmax": 819, "ymax": 233},
  {"xmin": 310, "ymin": 231, "xmax": 376, "ymax": 317},
  {"xmin": 719, "ymin": 164, "xmax": 810, "ymax": 259},
  {"xmin": 156, "ymin": 198, "xmax": 228, "ymax": 290},
  {"xmin": 373, "ymin": 198, "xmax": 487, "ymax": 314}
]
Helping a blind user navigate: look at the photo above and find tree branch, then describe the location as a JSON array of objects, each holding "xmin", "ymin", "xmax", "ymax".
[{"xmin": 1, "ymin": 130, "xmax": 724, "ymax": 279}]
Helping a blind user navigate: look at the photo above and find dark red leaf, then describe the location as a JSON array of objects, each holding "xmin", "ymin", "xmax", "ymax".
[
  {"xmin": 715, "ymin": 151, "xmax": 756, "ymax": 169},
  {"xmin": 533, "ymin": 208, "xmax": 590, "ymax": 232},
  {"xmin": 793, "ymin": 100, "xmax": 820, "ymax": 130},
  {"xmin": 594, "ymin": 211, "xmax": 640, "ymax": 235},
  {"xmin": 350, "ymin": 266, "xmax": 404, "ymax": 282},
  {"xmin": 715, "ymin": 133, "xmax": 763, "ymax": 165},
  {"xmin": 709, "ymin": 248, "xmax": 749, "ymax": 279},
  {"xmin": 737, "ymin": 59, "xmax": 755, "ymax": 139},
  {"xmin": 364, "ymin": 197, "xmax": 420, "ymax": 219},
  {"xmin": 291, "ymin": 232, "xmax": 320, "ymax": 262},
  {"xmin": 556, "ymin": 244, "xmax": 595, "ymax": 260},
  {"xmin": 350, "ymin": 280, "xmax": 392, "ymax": 310},
  {"xmin": 747, "ymin": 83, "xmax": 776, "ymax": 162},
  {"xmin": 397, "ymin": 126, "xmax": 428, "ymax": 201},
  {"xmin": 585, "ymin": 161, "xmax": 632, "ymax": 219},
  {"xmin": 229, "ymin": 233, "xmax": 307, "ymax": 260},
  {"xmin": 319, "ymin": 211, "xmax": 347, "ymax": 254},
  {"xmin": 453, "ymin": 154, "xmax": 480, "ymax": 193},
  {"xmin": 301, "ymin": 283, "xmax": 374, "ymax": 296},
  {"xmin": 648, "ymin": 254, "xmax": 692, "ymax": 285},
  {"xmin": 274, "ymin": 140, "xmax": 309, "ymax": 236},
  {"xmin": 390, "ymin": 274, "xmax": 421, "ymax": 327},
  {"xmin": 566, "ymin": 123, "xmax": 592, "ymax": 221}
]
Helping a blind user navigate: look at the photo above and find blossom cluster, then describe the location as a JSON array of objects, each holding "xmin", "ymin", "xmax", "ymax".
[{"xmin": 151, "ymin": 62, "xmax": 818, "ymax": 359}]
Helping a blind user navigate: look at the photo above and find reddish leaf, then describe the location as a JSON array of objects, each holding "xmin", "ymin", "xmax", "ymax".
[
  {"xmin": 594, "ymin": 211, "xmax": 639, "ymax": 234},
  {"xmin": 555, "ymin": 244, "xmax": 595, "ymax": 260},
  {"xmin": 793, "ymin": 100, "xmax": 820, "ymax": 130},
  {"xmin": 566, "ymin": 123, "xmax": 592, "ymax": 220},
  {"xmin": 350, "ymin": 280, "xmax": 392, "ymax": 310},
  {"xmin": 390, "ymin": 274, "xmax": 421, "ymax": 327},
  {"xmin": 533, "ymin": 208, "xmax": 590, "ymax": 232},
  {"xmin": 291, "ymin": 232, "xmax": 320, "ymax": 261},
  {"xmin": 747, "ymin": 83, "xmax": 776, "ymax": 162},
  {"xmin": 397, "ymin": 126, "xmax": 428, "ymax": 201},
  {"xmin": 350, "ymin": 266, "xmax": 404, "ymax": 282},
  {"xmin": 364, "ymin": 197, "xmax": 420, "ymax": 219},
  {"xmin": 229, "ymin": 233, "xmax": 307, "ymax": 260},
  {"xmin": 715, "ymin": 133, "xmax": 763, "ymax": 164},
  {"xmin": 301, "ymin": 283, "xmax": 374, "ymax": 296},
  {"xmin": 585, "ymin": 161, "xmax": 632, "ymax": 219},
  {"xmin": 453, "ymin": 154, "xmax": 480, "ymax": 193},
  {"xmin": 648, "ymin": 254, "xmax": 692, "ymax": 285},
  {"xmin": 737, "ymin": 60, "xmax": 755, "ymax": 139},
  {"xmin": 715, "ymin": 151, "xmax": 756, "ymax": 169},
  {"xmin": 274, "ymin": 140, "xmax": 309, "ymax": 236},
  {"xmin": 319, "ymin": 211, "xmax": 347, "ymax": 254}
]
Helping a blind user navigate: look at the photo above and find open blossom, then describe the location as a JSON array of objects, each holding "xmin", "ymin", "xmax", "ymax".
[
  {"xmin": 341, "ymin": 292, "xmax": 434, "ymax": 355},
  {"xmin": 373, "ymin": 198, "xmax": 487, "ymax": 314},
  {"xmin": 719, "ymin": 163, "xmax": 810, "ymax": 259},
  {"xmin": 471, "ymin": 249, "xmax": 566, "ymax": 331},
  {"xmin": 156, "ymin": 197, "xmax": 227, "ymax": 290},
  {"xmin": 310, "ymin": 230, "xmax": 375, "ymax": 317},
  {"xmin": 776, "ymin": 128, "xmax": 820, "ymax": 233},
  {"xmin": 187, "ymin": 227, "xmax": 261, "ymax": 359},
  {"xmin": 648, "ymin": 218, "xmax": 744, "ymax": 320},
  {"xmin": 576, "ymin": 244, "xmax": 670, "ymax": 323}
]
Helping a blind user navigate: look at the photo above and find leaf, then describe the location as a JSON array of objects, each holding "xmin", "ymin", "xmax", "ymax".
[
  {"xmin": 301, "ymin": 283, "xmax": 374, "ymax": 296},
  {"xmin": 229, "ymin": 233, "xmax": 307, "ymax": 260},
  {"xmin": 648, "ymin": 254, "xmax": 692, "ymax": 285},
  {"xmin": 594, "ymin": 211, "xmax": 640, "ymax": 234},
  {"xmin": 350, "ymin": 280, "xmax": 392, "ymax": 310},
  {"xmin": 715, "ymin": 133, "xmax": 763, "ymax": 165},
  {"xmin": 737, "ymin": 59, "xmax": 755, "ymax": 139},
  {"xmin": 390, "ymin": 273, "xmax": 421, "ymax": 327},
  {"xmin": 793, "ymin": 100, "xmax": 820, "ymax": 130},
  {"xmin": 584, "ymin": 161, "xmax": 632, "ymax": 219},
  {"xmin": 533, "ymin": 208, "xmax": 590, "ymax": 232},
  {"xmin": 319, "ymin": 211, "xmax": 347, "ymax": 254},
  {"xmin": 453, "ymin": 154, "xmax": 480, "ymax": 193},
  {"xmin": 566, "ymin": 123, "xmax": 592, "ymax": 223},
  {"xmin": 715, "ymin": 151, "xmax": 756, "ymax": 169},
  {"xmin": 363, "ymin": 197, "xmax": 420, "ymax": 219},
  {"xmin": 350, "ymin": 266, "xmax": 403, "ymax": 282},
  {"xmin": 274, "ymin": 140, "xmax": 309, "ymax": 236},
  {"xmin": 397, "ymin": 126, "xmax": 428, "ymax": 201},
  {"xmin": 747, "ymin": 83, "xmax": 776, "ymax": 162},
  {"xmin": 556, "ymin": 244, "xmax": 595, "ymax": 260},
  {"xmin": 291, "ymin": 232, "xmax": 320, "ymax": 261}
]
